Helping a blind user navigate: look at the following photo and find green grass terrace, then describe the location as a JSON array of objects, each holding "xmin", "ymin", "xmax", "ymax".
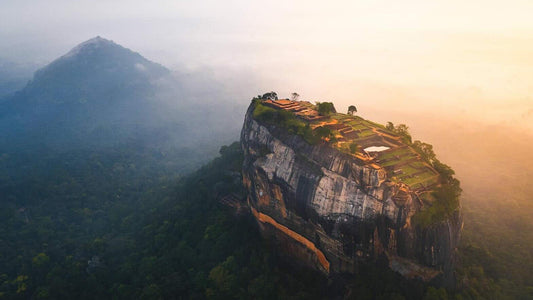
[{"xmin": 256, "ymin": 98, "xmax": 441, "ymax": 193}]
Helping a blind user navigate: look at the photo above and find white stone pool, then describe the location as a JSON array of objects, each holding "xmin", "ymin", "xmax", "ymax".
[{"xmin": 364, "ymin": 146, "xmax": 390, "ymax": 152}]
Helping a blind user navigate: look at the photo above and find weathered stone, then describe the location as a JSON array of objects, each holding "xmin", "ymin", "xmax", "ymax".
[{"xmin": 241, "ymin": 103, "xmax": 462, "ymax": 287}]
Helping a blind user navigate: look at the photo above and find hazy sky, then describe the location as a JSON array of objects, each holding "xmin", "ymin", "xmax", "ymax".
[{"xmin": 1, "ymin": 0, "xmax": 532, "ymax": 130}]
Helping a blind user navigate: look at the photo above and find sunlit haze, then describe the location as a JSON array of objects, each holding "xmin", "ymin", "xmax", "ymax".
[
  {"xmin": 2, "ymin": 2, "xmax": 533, "ymax": 298},
  {"xmin": 1, "ymin": 0, "xmax": 532, "ymax": 130}
]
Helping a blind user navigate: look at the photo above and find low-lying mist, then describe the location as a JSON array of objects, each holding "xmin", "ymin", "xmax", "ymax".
[{"xmin": 351, "ymin": 107, "xmax": 533, "ymax": 288}]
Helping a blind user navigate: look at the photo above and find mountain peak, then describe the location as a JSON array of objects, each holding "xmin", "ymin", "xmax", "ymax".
[
  {"xmin": 8, "ymin": 36, "xmax": 169, "ymax": 107},
  {"xmin": 62, "ymin": 36, "xmax": 116, "ymax": 59},
  {"xmin": 82, "ymin": 35, "xmax": 112, "ymax": 45}
]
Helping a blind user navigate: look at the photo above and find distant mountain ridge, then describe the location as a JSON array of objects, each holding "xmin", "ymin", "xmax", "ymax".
[
  {"xmin": 0, "ymin": 37, "xmax": 243, "ymax": 155},
  {"xmin": 0, "ymin": 59, "xmax": 35, "ymax": 98},
  {"xmin": 15, "ymin": 36, "xmax": 169, "ymax": 106}
]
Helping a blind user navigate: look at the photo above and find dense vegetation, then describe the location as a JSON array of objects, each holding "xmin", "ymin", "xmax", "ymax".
[
  {"xmin": 251, "ymin": 101, "xmax": 533, "ymax": 298},
  {"xmin": 386, "ymin": 122, "xmax": 462, "ymax": 227},
  {"xmin": 0, "ymin": 146, "xmax": 201, "ymax": 299},
  {"xmin": 438, "ymin": 125, "xmax": 533, "ymax": 300},
  {"xmin": 0, "ymin": 141, "xmax": 320, "ymax": 299},
  {"xmin": 383, "ymin": 118, "xmax": 533, "ymax": 299},
  {"xmin": 0, "ymin": 142, "xmax": 421, "ymax": 299},
  {"xmin": 316, "ymin": 102, "xmax": 336, "ymax": 116},
  {"xmin": 1, "ymin": 133, "xmax": 532, "ymax": 299},
  {"xmin": 252, "ymin": 100, "xmax": 335, "ymax": 144},
  {"xmin": 0, "ymin": 85, "xmax": 531, "ymax": 298}
]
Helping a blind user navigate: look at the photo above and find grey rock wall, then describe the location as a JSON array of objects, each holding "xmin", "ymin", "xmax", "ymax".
[{"xmin": 241, "ymin": 103, "xmax": 462, "ymax": 286}]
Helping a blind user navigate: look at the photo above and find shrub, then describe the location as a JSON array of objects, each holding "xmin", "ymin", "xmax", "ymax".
[
  {"xmin": 349, "ymin": 142, "xmax": 358, "ymax": 154},
  {"xmin": 316, "ymin": 102, "xmax": 336, "ymax": 116},
  {"xmin": 412, "ymin": 183, "xmax": 461, "ymax": 227},
  {"xmin": 386, "ymin": 122, "xmax": 412, "ymax": 144},
  {"xmin": 252, "ymin": 102, "xmax": 277, "ymax": 122},
  {"xmin": 252, "ymin": 102, "xmax": 333, "ymax": 145}
]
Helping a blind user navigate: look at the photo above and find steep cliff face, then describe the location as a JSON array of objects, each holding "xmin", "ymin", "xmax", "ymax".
[{"xmin": 241, "ymin": 102, "xmax": 462, "ymax": 286}]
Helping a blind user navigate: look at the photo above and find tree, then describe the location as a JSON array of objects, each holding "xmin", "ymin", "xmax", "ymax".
[
  {"xmin": 32, "ymin": 253, "xmax": 50, "ymax": 267},
  {"xmin": 316, "ymin": 102, "xmax": 336, "ymax": 116},
  {"xmin": 395, "ymin": 124, "xmax": 412, "ymax": 143},
  {"xmin": 412, "ymin": 140, "xmax": 436, "ymax": 164},
  {"xmin": 394, "ymin": 124, "xmax": 410, "ymax": 136},
  {"xmin": 348, "ymin": 105, "xmax": 357, "ymax": 115},
  {"xmin": 423, "ymin": 287, "xmax": 449, "ymax": 300},
  {"xmin": 387, "ymin": 123, "xmax": 412, "ymax": 144},
  {"xmin": 314, "ymin": 126, "xmax": 334, "ymax": 142},
  {"xmin": 433, "ymin": 160, "xmax": 456, "ymax": 183},
  {"xmin": 291, "ymin": 92, "xmax": 300, "ymax": 101},
  {"xmin": 261, "ymin": 91, "xmax": 278, "ymax": 100}
]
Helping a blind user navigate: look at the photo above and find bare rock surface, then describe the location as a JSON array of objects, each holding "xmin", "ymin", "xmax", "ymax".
[{"xmin": 241, "ymin": 103, "xmax": 462, "ymax": 286}]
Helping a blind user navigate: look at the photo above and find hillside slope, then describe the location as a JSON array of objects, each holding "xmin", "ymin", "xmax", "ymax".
[{"xmin": 0, "ymin": 37, "xmax": 243, "ymax": 154}]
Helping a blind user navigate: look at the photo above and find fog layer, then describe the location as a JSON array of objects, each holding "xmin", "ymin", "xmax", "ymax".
[{"xmin": 1, "ymin": 0, "xmax": 532, "ymax": 132}]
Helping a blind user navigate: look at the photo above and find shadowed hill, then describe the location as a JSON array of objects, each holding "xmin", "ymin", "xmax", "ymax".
[
  {"xmin": 19, "ymin": 36, "xmax": 169, "ymax": 105},
  {"xmin": 0, "ymin": 37, "xmax": 244, "ymax": 155}
]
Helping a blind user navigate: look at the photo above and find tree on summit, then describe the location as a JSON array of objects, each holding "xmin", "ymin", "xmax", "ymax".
[
  {"xmin": 348, "ymin": 105, "xmax": 357, "ymax": 115},
  {"xmin": 394, "ymin": 124, "xmax": 412, "ymax": 143},
  {"xmin": 412, "ymin": 140, "xmax": 436, "ymax": 164},
  {"xmin": 385, "ymin": 122, "xmax": 412, "ymax": 144},
  {"xmin": 316, "ymin": 102, "xmax": 336, "ymax": 116},
  {"xmin": 291, "ymin": 92, "xmax": 300, "ymax": 101},
  {"xmin": 261, "ymin": 91, "xmax": 278, "ymax": 100}
]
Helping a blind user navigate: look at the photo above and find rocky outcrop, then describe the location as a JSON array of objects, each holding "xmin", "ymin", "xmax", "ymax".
[{"xmin": 241, "ymin": 103, "xmax": 462, "ymax": 286}]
